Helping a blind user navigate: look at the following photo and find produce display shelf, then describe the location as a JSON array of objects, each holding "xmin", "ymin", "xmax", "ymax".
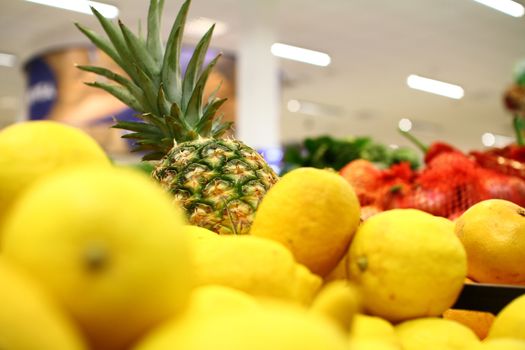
[{"xmin": 453, "ymin": 283, "xmax": 525, "ymax": 314}]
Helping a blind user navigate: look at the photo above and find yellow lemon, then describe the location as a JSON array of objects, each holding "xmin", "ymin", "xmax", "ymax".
[
  {"xmin": 467, "ymin": 338, "xmax": 525, "ymax": 350},
  {"xmin": 395, "ymin": 317, "xmax": 480, "ymax": 350},
  {"xmin": 348, "ymin": 209, "xmax": 467, "ymax": 322},
  {"xmin": 183, "ymin": 224, "xmax": 219, "ymax": 240},
  {"xmin": 250, "ymin": 167, "xmax": 360, "ymax": 277},
  {"xmin": 293, "ymin": 263, "xmax": 324, "ymax": 304},
  {"xmin": 349, "ymin": 339, "xmax": 402, "ymax": 350},
  {"xmin": 0, "ymin": 257, "xmax": 87, "ymax": 350},
  {"xmin": 309, "ymin": 280, "xmax": 361, "ymax": 332},
  {"xmin": 455, "ymin": 199, "xmax": 525, "ymax": 285},
  {"xmin": 134, "ymin": 305, "xmax": 349, "ymax": 350},
  {"xmin": 1, "ymin": 167, "xmax": 192, "ymax": 350},
  {"xmin": 183, "ymin": 284, "xmax": 261, "ymax": 319},
  {"xmin": 350, "ymin": 314, "xmax": 399, "ymax": 346},
  {"xmin": 487, "ymin": 294, "xmax": 525, "ymax": 340},
  {"xmin": 184, "ymin": 226, "xmax": 322, "ymax": 305},
  {"xmin": 0, "ymin": 121, "xmax": 110, "ymax": 226}
]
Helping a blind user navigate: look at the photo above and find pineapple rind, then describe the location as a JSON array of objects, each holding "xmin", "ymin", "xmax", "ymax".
[{"xmin": 153, "ymin": 138, "xmax": 279, "ymax": 234}]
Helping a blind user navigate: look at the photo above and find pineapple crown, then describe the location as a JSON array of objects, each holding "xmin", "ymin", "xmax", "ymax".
[{"xmin": 75, "ymin": 0, "xmax": 232, "ymax": 160}]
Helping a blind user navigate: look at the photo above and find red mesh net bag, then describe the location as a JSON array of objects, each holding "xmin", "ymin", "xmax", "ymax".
[
  {"xmin": 389, "ymin": 131, "xmax": 525, "ymax": 218},
  {"xmin": 339, "ymin": 139, "xmax": 525, "ymax": 220},
  {"xmin": 470, "ymin": 148, "xmax": 525, "ymax": 180},
  {"xmin": 392, "ymin": 152, "xmax": 489, "ymax": 219}
]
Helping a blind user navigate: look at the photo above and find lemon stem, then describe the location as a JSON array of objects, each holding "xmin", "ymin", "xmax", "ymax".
[
  {"xmin": 357, "ymin": 256, "xmax": 368, "ymax": 272},
  {"xmin": 84, "ymin": 244, "xmax": 109, "ymax": 272}
]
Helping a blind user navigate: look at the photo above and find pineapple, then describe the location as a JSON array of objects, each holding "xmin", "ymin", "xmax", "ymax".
[{"xmin": 75, "ymin": 0, "xmax": 278, "ymax": 234}]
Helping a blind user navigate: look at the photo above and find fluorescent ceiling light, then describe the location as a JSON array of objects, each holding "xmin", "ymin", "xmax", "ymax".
[
  {"xmin": 25, "ymin": 0, "xmax": 119, "ymax": 19},
  {"xmin": 398, "ymin": 118, "xmax": 413, "ymax": 132},
  {"xmin": 271, "ymin": 43, "xmax": 331, "ymax": 67},
  {"xmin": 482, "ymin": 132, "xmax": 514, "ymax": 147},
  {"xmin": 472, "ymin": 0, "xmax": 524, "ymax": 17},
  {"xmin": 287, "ymin": 99, "xmax": 301, "ymax": 113},
  {"xmin": 407, "ymin": 74, "xmax": 464, "ymax": 100},
  {"xmin": 481, "ymin": 132, "xmax": 496, "ymax": 147},
  {"xmin": 186, "ymin": 17, "xmax": 228, "ymax": 38},
  {"xmin": 0, "ymin": 53, "xmax": 16, "ymax": 67}
]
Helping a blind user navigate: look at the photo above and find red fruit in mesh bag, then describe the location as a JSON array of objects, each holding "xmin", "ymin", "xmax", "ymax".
[
  {"xmin": 377, "ymin": 182, "xmax": 412, "ymax": 211},
  {"xmin": 399, "ymin": 185, "xmax": 452, "ymax": 217},
  {"xmin": 374, "ymin": 162, "xmax": 415, "ymax": 210},
  {"xmin": 424, "ymin": 142, "xmax": 460, "ymax": 164},
  {"xmin": 340, "ymin": 159, "xmax": 383, "ymax": 205},
  {"xmin": 507, "ymin": 145, "xmax": 525, "ymax": 162},
  {"xmin": 412, "ymin": 152, "xmax": 484, "ymax": 217},
  {"xmin": 477, "ymin": 170, "xmax": 525, "ymax": 207}
]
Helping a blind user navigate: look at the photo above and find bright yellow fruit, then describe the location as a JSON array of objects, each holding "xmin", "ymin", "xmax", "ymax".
[
  {"xmin": 0, "ymin": 258, "xmax": 87, "ymax": 350},
  {"xmin": 395, "ymin": 317, "xmax": 480, "ymax": 350},
  {"xmin": 250, "ymin": 167, "xmax": 361, "ymax": 277},
  {"xmin": 466, "ymin": 338, "xmax": 525, "ymax": 350},
  {"xmin": 134, "ymin": 305, "xmax": 349, "ymax": 350},
  {"xmin": 309, "ymin": 280, "xmax": 361, "ymax": 332},
  {"xmin": 349, "ymin": 339, "xmax": 402, "ymax": 350},
  {"xmin": 0, "ymin": 121, "xmax": 110, "ymax": 226},
  {"xmin": 350, "ymin": 314, "xmax": 399, "ymax": 346},
  {"xmin": 455, "ymin": 199, "xmax": 525, "ymax": 285},
  {"xmin": 183, "ymin": 224, "xmax": 219, "ymax": 240},
  {"xmin": 1, "ymin": 167, "xmax": 192, "ymax": 350},
  {"xmin": 184, "ymin": 226, "xmax": 322, "ymax": 305},
  {"xmin": 348, "ymin": 209, "xmax": 467, "ymax": 322},
  {"xmin": 487, "ymin": 294, "xmax": 525, "ymax": 341},
  {"xmin": 183, "ymin": 285, "xmax": 261, "ymax": 320}
]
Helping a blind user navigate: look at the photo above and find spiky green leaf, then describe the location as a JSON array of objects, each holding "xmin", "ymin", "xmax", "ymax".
[
  {"xmin": 211, "ymin": 115, "xmax": 233, "ymax": 138},
  {"xmin": 142, "ymin": 151, "xmax": 166, "ymax": 161},
  {"xmin": 181, "ymin": 24, "xmax": 215, "ymax": 111},
  {"xmin": 74, "ymin": 23, "xmax": 123, "ymax": 68},
  {"xmin": 185, "ymin": 54, "xmax": 221, "ymax": 127},
  {"xmin": 157, "ymin": 84, "xmax": 172, "ymax": 122},
  {"xmin": 146, "ymin": 0, "xmax": 163, "ymax": 65},
  {"xmin": 133, "ymin": 64, "xmax": 161, "ymax": 116},
  {"xmin": 165, "ymin": 114, "xmax": 186, "ymax": 141},
  {"xmin": 85, "ymin": 82, "xmax": 143, "ymax": 111},
  {"xmin": 162, "ymin": 26, "xmax": 183, "ymax": 105},
  {"xmin": 161, "ymin": 0, "xmax": 191, "ymax": 103},
  {"xmin": 135, "ymin": 112, "xmax": 172, "ymax": 139},
  {"xmin": 119, "ymin": 20, "xmax": 159, "ymax": 82},
  {"xmin": 196, "ymin": 97, "xmax": 227, "ymax": 136},
  {"xmin": 170, "ymin": 101, "xmax": 191, "ymax": 131},
  {"xmin": 121, "ymin": 132, "xmax": 157, "ymax": 140},
  {"xmin": 112, "ymin": 120, "xmax": 162, "ymax": 134},
  {"xmin": 76, "ymin": 65, "xmax": 148, "ymax": 110},
  {"xmin": 89, "ymin": 7, "xmax": 139, "ymax": 83},
  {"xmin": 136, "ymin": 139, "xmax": 165, "ymax": 146}
]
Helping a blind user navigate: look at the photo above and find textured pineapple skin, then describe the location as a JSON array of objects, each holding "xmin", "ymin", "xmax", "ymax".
[{"xmin": 153, "ymin": 138, "xmax": 279, "ymax": 234}]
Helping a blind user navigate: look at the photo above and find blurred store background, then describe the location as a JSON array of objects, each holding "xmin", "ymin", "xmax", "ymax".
[{"xmin": 1, "ymin": 0, "xmax": 525, "ymax": 166}]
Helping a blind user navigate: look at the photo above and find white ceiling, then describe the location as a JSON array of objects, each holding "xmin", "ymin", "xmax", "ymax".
[{"xmin": 1, "ymin": 0, "xmax": 525, "ymax": 151}]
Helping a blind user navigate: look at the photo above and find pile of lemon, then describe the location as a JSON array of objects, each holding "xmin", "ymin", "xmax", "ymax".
[{"xmin": 0, "ymin": 121, "xmax": 525, "ymax": 350}]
